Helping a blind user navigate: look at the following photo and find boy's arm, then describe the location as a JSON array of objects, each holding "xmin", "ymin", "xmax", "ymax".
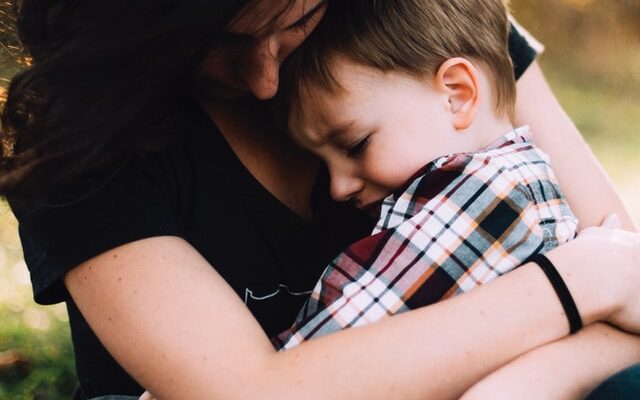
[{"xmin": 460, "ymin": 323, "xmax": 640, "ymax": 400}]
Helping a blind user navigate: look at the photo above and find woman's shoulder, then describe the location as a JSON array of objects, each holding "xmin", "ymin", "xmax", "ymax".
[
  {"xmin": 8, "ymin": 155, "xmax": 182, "ymax": 304},
  {"xmin": 7, "ymin": 101, "xmax": 238, "ymax": 305}
]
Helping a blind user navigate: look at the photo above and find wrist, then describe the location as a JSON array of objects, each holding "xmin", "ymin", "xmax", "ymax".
[
  {"xmin": 543, "ymin": 240, "xmax": 617, "ymax": 326},
  {"xmin": 529, "ymin": 254, "xmax": 582, "ymax": 334}
]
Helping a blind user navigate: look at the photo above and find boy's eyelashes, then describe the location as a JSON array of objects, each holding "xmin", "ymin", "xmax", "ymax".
[{"xmin": 346, "ymin": 135, "xmax": 371, "ymax": 158}]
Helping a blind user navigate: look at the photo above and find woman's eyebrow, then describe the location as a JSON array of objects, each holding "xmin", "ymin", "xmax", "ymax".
[{"xmin": 284, "ymin": 0, "xmax": 327, "ymax": 30}]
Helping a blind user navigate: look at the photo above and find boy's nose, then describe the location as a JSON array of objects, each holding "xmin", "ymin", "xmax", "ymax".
[{"xmin": 330, "ymin": 172, "xmax": 363, "ymax": 202}]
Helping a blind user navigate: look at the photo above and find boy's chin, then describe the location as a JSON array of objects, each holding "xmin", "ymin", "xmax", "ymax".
[{"xmin": 361, "ymin": 200, "xmax": 384, "ymax": 219}]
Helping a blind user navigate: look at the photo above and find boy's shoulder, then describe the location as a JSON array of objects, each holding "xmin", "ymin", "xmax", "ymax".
[
  {"xmin": 433, "ymin": 125, "xmax": 542, "ymax": 168},
  {"xmin": 375, "ymin": 126, "xmax": 557, "ymax": 232},
  {"xmin": 397, "ymin": 126, "xmax": 546, "ymax": 199}
]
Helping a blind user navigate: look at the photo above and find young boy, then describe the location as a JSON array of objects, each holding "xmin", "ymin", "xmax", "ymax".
[{"xmin": 273, "ymin": 0, "xmax": 578, "ymax": 349}]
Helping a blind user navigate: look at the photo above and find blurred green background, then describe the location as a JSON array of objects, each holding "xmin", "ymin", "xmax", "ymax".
[{"xmin": 1, "ymin": 0, "xmax": 639, "ymax": 398}]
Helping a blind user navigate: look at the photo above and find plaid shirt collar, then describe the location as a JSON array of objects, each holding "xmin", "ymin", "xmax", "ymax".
[{"xmin": 375, "ymin": 125, "xmax": 534, "ymax": 232}]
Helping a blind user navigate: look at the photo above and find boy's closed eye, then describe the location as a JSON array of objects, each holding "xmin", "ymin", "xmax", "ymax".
[{"xmin": 346, "ymin": 135, "xmax": 372, "ymax": 158}]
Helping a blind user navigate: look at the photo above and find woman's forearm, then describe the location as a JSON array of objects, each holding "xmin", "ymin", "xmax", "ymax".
[
  {"xmin": 461, "ymin": 323, "xmax": 640, "ymax": 400},
  {"xmin": 513, "ymin": 61, "xmax": 637, "ymax": 231},
  {"xmin": 265, "ymin": 235, "xmax": 632, "ymax": 400},
  {"xmin": 267, "ymin": 258, "xmax": 588, "ymax": 399},
  {"xmin": 66, "ymin": 234, "xmax": 635, "ymax": 400}
]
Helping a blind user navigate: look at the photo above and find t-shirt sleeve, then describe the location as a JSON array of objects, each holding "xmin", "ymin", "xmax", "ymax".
[
  {"xmin": 8, "ymin": 157, "xmax": 182, "ymax": 305},
  {"xmin": 508, "ymin": 17, "xmax": 545, "ymax": 80}
]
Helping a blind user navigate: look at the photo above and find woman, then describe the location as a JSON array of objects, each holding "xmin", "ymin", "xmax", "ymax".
[{"xmin": 1, "ymin": 0, "xmax": 640, "ymax": 399}]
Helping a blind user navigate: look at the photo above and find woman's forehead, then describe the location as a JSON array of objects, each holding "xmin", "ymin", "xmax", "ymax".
[{"xmin": 228, "ymin": 0, "xmax": 318, "ymax": 35}]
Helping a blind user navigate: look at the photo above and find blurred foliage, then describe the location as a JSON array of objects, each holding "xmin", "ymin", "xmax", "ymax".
[
  {"xmin": 0, "ymin": 309, "xmax": 77, "ymax": 400},
  {"xmin": 511, "ymin": 0, "xmax": 640, "ymax": 219},
  {"xmin": 0, "ymin": 0, "xmax": 639, "ymax": 399},
  {"xmin": 0, "ymin": 200, "xmax": 78, "ymax": 399},
  {"xmin": 511, "ymin": 0, "xmax": 640, "ymax": 97}
]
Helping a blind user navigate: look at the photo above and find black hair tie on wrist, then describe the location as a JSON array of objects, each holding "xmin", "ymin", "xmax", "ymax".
[{"xmin": 529, "ymin": 253, "xmax": 583, "ymax": 334}]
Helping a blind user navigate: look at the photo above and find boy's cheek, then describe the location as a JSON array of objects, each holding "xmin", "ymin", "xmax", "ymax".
[{"xmin": 366, "ymin": 160, "xmax": 422, "ymax": 189}]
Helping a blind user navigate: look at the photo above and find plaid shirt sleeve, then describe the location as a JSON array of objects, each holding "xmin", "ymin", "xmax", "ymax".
[{"xmin": 273, "ymin": 128, "xmax": 578, "ymax": 350}]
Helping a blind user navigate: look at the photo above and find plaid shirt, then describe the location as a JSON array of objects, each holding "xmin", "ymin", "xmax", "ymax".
[{"xmin": 273, "ymin": 126, "xmax": 578, "ymax": 350}]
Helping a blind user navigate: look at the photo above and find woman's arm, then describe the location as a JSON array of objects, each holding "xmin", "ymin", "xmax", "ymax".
[
  {"xmin": 64, "ymin": 228, "xmax": 640, "ymax": 400},
  {"xmin": 513, "ymin": 61, "xmax": 637, "ymax": 231},
  {"xmin": 461, "ymin": 217, "xmax": 640, "ymax": 400},
  {"xmin": 461, "ymin": 323, "xmax": 640, "ymax": 400}
]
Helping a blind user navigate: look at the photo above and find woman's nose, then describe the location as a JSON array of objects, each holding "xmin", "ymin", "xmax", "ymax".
[
  {"xmin": 330, "ymin": 171, "xmax": 363, "ymax": 202},
  {"xmin": 243, "ymin": 36, "xmax": 280, "ymax": 100}
]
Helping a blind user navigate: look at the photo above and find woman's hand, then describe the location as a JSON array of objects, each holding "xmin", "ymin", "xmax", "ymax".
[
  {"xmin": 542, "ymin": 214, "xmax": 640, "ymax": 333},
  {"xmin": 577, "ymin": 215, "xmax": 640, "ymax": 333}
]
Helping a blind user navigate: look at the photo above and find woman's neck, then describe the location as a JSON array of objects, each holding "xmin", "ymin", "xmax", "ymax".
[{"xmin": 202, "ymin": 97, "xmax": 320, "ymax": 221}]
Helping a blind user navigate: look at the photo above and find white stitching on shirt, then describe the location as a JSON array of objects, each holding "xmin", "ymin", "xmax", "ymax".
[{"xmin": 244, "ymin": 284, "xmax": 313, "ymax": 303}]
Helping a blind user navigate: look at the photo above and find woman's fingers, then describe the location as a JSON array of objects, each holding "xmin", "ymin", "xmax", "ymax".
[
  {"xmin": 139, "ymin": 391, "xmax": 155, "ymax": 400},
  {"xmin": 563, "ymin": 221, "xmax": 640, "ymax": 333},
  {"xmin": 583, "ymin": 223, "xmax": 640, "ymax": 332},
  {"xmin": 579, "ymin": 214, "xmax": 623, "ymax": 239},
  {"xmin": 606, "ymin": 228, "xmax": 640, "ymax": 333},
  {"xmin": 601, "ymin": 214, "xmax": 622, "ymax": 229}
]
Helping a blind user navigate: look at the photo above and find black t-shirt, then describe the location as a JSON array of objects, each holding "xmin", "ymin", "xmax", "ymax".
[{"xmin": 9, "ymin": 25, "xmax": 539, "ymax": 399}]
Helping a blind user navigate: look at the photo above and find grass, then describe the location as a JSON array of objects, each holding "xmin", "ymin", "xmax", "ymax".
[
  {"xmin": 0, "ymin": 202, "xmax": 77, "ymax": 399},
  {"xmin": 0, "ymin": 311, "xmax": 77, "ymax": 400}
]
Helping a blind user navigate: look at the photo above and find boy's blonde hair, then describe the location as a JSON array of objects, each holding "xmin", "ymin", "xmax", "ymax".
[{"xmin": 282, "ymin": 0, "xmax": 515, "ymax": 122}]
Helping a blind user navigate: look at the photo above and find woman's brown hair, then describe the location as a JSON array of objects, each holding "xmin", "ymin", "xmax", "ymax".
[{"xmin": 0, "ymin": 0, "xmax": 303, "ymax": 200}]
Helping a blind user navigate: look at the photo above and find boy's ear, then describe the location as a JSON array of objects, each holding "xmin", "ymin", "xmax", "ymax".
[{"xmin": 435, "ymin": 58, "xmax": 481, "ymax": 130}]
